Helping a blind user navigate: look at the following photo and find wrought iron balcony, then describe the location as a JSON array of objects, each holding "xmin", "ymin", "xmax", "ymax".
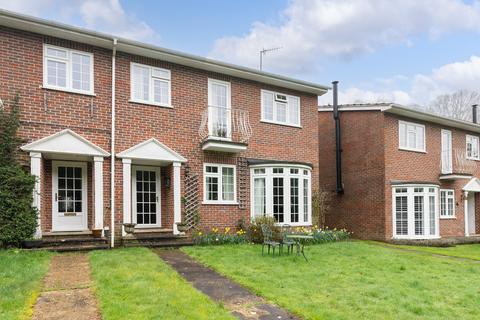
[
  {"xmin": 199, "ymin": 106, "xmax": 252, "ymax": 153},
  {"xmin": 440, "ymin": 148, "xmax": 477, "ymax": 179}
]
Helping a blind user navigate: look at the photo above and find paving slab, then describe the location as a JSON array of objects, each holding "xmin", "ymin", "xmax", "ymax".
[
  {"xmin": 156, "ymin": 249, "xmax": 299, "ymax": 320},
  {"xmin": 32, "ymin": 253, "xmax": 101, "ymax": 320}
]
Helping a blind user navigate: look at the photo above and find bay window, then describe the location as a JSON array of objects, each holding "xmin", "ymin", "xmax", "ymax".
[
  {"xmin": 43, "ymin": 44, "xmax": 94, "ymax": 94},
  {"xmin": 261, "ymin": 90, "xmax": 300, "ymax": 127},
  {"xmin": 203, "ymin": 164, "xmax": 236, "ymax": 204},
  {"xmin": 393, "ymin": 185, "xmax": 439, "ymax": 239},
  {"xmin": 130, "ymin": 63, "xmax": 171, "ymax": 107},
  {"xmin": 251, "ymin": 165, "xmax": 311, "ymax": 226}
]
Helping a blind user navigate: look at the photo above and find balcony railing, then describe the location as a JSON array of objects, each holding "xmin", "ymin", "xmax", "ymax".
[
  {"xmin": 199, "ymin": 106, "xmax": 252, "ymax": 144},
  {"xmin": 440, "ymin": 148, "xmax": 477, "ymax": 175}
]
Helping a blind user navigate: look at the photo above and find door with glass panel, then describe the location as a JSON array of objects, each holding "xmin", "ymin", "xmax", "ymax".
[
  {"xmin": 132, "ymin": 166, "xmax": 161, "ymax": 227},
  {"xmin": 208, "ymin": 79, "xmax": 231, "ymax": 139},
  {"xmin": 52, "ymin": 161, "xmax": 88, "ymax": 231}
]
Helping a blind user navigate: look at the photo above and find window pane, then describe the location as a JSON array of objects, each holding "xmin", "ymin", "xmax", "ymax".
[
  {"xmin": 273, "ymin": 177, "xmax": 284, "ymax": 223},
  {"xmin": 152, "ymin": 68, "xmax": 170, "ymax": 79},
  {"xmin": 254, "ymin": 178, "xmax": 266, "ymax": 217},
  {"xmin": 47, "ymin": 47, "xmax": 67, "ymax": 59},
  {"xmin": 395, "ymin": 195, "xmax": 408, "ymax": 235},
  {"xmin": 222, "ymin": 167, "xmax": 234, "ymax": 201},
  {"xmin": 206, "ymin": 176, "xmax": 218, "ymax": 201},
  {"xmin": 72, "ymin": 53, "xmax": 91, "ymax": 91},
  {"xmin": 414, "ymin": 195, "xmax": 424, "ymax": 235},
  {"xmin": 276, "ymin": 102, "xmax": 287, "ymax": 122},
  {"xmin": 210, "ymin": 82, "xmax": 227, "ymax": 107},
  {"xmin": 290, "ymin": 178, "xmax": 299, "ymax": 223},
  {"xmin": 429, "ymin": 196, "xmax": 436, "ymax": 235},
  {"xmin": 303, "ymin": 179, "xmax": 309, "ymax": 223},
  {"xmin": 133, "ymin": 65, "xmax": 149, "ymax": 101},
  {"xmin": 153, "ymin": 79, "xmax": 169, "ymax": 105},
  {"xmin": 47, "ymin": 60, "xmax": 67, "ymax": 87},
  {"xmin": 288, "ymin": 96, "xmax": 300, "ymax": 125},
  {"xmin": 262, "ymin": 92, "xmax": 274, "ymax": 121}
]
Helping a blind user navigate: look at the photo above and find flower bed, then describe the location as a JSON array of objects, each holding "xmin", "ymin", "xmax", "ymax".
[{"xmin": 193, "ymin": 227, "xmax": 247, "ymax": 245}]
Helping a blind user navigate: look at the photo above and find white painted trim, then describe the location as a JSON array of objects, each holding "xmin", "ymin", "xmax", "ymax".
[
  {"xmin": 30, "ymin": 152, "xmax": 42, "ymax": 239},
  {"xmin": 249, "ymin": 163, "xmax": 313, "ymax": 171},
  {"xmin": 110, "ymin": 38, "xmax": 117, "ymax": 248},
  {"xmin": 203, "ymin": 163, "xmax": 237, "ymax": 204},
  {"xmin": 173, "ymin": 162, "xmax": 182, "ymax": 235},
  {"xmin": 261, "ymin": 89, "xmax": 301, "ymax": 127},
  {"xmin": 93, "ymin": 156, "xmax": 104, "ymax": 231},
  {"xmin": 21, "ymin": 129, "xmax": 110, "ymax": 156},
  {"xmin": 201, "ymin": 140, "xmax": 247, "ymax": 153},
  {"xmin": 398, "ymin": 120, "xmax": 426, "ymax": 153},
  {"xmin": 441, "ymin": 129, "xmax": 453, "ymax": 174},
  {"xmin": 43, "ymin": 44, "xmax": 95, "ymax": 95},
  {"xmin": 117, "ymin": 138, "xmax": 187, "ymax": 163},
  {"xmin": 51, "ymin": 161, "xmax": 88, "ymax": 232},
  {"xmin": 464, "ymin": 191, "xmax": 469, "ymax": 236},
  {"xmin": 122, "ymin": 158, "xmax": 131, "ymax": 236},
  {"xmin": 439, "ymin": 189, "xmax": 455, "ymax": 219},
  {"xmin": 318, "ymin": 106, "xmax": 389, "ymax": 112},
  {"xmin": 132, "ymin": 165, "xmax": 161, "ymax": 227},
  {"xmin": 130, "ymin": 62, "xmax": 172, "ymax": 107},
  {"xmin": 439, "ymin": 174, "xmax": 472, "ymax": 180}
]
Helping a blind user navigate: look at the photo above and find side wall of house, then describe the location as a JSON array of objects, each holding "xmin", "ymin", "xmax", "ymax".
[{"xmin": 319, "ymin": 111, "xmax": 386, "ymax": 240}]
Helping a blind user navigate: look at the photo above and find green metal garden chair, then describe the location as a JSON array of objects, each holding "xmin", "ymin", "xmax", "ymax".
[
  {"xmin": 261, "ymin": 224, "xmax": 281, "ymax": 256},
  {"xmin": 281, "ymin": 224, "xmax": 297, "ymax": 255}
]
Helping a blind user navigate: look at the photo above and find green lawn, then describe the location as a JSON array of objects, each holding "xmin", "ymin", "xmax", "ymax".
[
  {"xmin": 183, "ymin": 242, "xmax": 480, "ymax": 320},
  {"xmin": 0, "ymin": 250, "xmax": 52, "ymax": 320},
  {"xmin": 89, "ymin": 247, "xmax": 233, "ymax": 320},
  {"xmin": 375, "ymin": 242, "xmax": 480, "ymax": 261}
]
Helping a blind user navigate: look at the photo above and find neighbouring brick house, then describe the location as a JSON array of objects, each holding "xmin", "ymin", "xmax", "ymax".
[
  {"xmin": 0, "ymin": 10, "xmax": 327, "ymax": 247},
  {"xmin": 319, "ymin": 103, "xmax": 480, "ymax": 241}
]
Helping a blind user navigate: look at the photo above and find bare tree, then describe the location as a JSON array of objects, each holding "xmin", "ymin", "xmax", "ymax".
[
  {"xmin": 312, "ymin": 189, "xmax": 334, "ymax": 228},
  {"xmin": 426, "ymin": 90, "xmax": 480, "ymax": 121}
]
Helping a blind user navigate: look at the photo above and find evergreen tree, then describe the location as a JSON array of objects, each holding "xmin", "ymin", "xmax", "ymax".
[{"xmin": 0, "ymin": 95, "xmax": 37, "ymax": 247}]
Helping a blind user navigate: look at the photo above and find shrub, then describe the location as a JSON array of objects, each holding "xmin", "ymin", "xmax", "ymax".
[
  {"xmin": 288, "ymin": 226, "xmax": 351, "ymax": 244},
  {"xmin": 0, "ymin": 95, "xmax": 38, "ymax": 247},
  {"xmin": 193, "ymin": 227, "xmax": 247, "ymax": 245},
  {"xmin": 246, "ymin": 216, "xmax": 281, "ymax": 244}
]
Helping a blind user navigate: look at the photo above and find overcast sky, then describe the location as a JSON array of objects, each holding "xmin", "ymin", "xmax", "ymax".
[{"xmin": 1, "ymin": 0, "xmax": 480, "ymax": 106}]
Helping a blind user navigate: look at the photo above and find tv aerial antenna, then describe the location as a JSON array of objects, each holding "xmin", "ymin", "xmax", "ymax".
[{"xmin": 259, "ymin": 47, "xmax": 282, "ymax": 70}]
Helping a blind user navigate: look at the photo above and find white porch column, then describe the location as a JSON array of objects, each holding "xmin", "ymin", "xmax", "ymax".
[
  {"xmin": 464, "ymin": 191, "xmax": 470, "ymax": 236},
  {"xmin": 173, "ymin": 162, "xmax": 182, "ymax": 235},
  {"xmin": 93, "ymin": 157, "xmax": 104, "ymax": 231},
  {"xmin": 122, "ymin": 159, "xmax": 132, "ymax": 235},
  {"xmin": 30, "ymin": 152, "xmax": 42, "ymax": 239}
]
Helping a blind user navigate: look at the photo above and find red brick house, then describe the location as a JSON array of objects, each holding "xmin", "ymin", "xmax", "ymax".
[
  {"xmin": 319, "ymin": 103, "xmax": 480, "ymax": 241},
  {"xmin": 0, "ymin": 10, "xmax": 327, "ymax": 247}
]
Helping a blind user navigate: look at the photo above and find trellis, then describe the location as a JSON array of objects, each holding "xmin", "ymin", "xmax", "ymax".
[
  {"xmin": 237, "ymin": 157, "xmax": 248, "ymax": 209},
  {"xmin": 183, "ymin": 166, "xmax": 200, "ymax": 230}
]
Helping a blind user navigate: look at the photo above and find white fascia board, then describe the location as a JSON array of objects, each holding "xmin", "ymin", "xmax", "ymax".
[{"xmin": 318, "ymin": 106, "xmax": 391, "ymax": 112}]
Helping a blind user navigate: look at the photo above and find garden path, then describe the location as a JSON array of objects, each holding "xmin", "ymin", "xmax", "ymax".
[
  {"xmin": 32, "ymin": 253, "xmax": 101, "ymax": 320},
  {"xmin": 156, "ymin": 249, "xmax": 299, "ymax": 320}
]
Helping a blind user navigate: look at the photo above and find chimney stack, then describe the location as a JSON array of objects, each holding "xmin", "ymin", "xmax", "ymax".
[{"xmin": 473, "ymin": 104, "xmax": 478, "ymax": 124}]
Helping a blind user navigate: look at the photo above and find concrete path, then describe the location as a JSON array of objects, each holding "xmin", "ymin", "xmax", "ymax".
[
  {"xmin": 32, "ymin": 253, "xmax": 101, "ymax": 320},
  {"xmin": 156, "ymin": 249, "xmax": 299, "ymax": 320}
]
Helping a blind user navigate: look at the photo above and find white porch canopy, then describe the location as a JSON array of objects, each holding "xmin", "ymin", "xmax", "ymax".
[
  {"xmin": 463, "ymin": 177, "xmax": 480, "ymax": 192},
  {"xmin": 21, "ymin": 129, "xmax": 110, "ymax": 238},
  {"xmin": 462, "ymin": 177, "xmax": 480, "ymax": 236},
  {"xmin": 117, "ymin": 138, "xmax": 187, "ymax": 235}
]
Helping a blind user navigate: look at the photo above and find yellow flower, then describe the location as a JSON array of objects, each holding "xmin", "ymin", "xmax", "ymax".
[
  {"xmin": 224, "ymin": 227, "xmax": 231, "ymax": 234},
  {"xmin": 198, "ymin": 231, "xmax": 203, "ymax": 236},
  {"xmin": 212, "ymin": 227, "xmax": 218, "ymax": 233}
]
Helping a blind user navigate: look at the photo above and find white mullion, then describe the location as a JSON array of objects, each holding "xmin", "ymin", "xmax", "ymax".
[
  {"xmin": 407, "ymin": 188, "xmax": 415, "ymax": 238},
  {"xmin": 218, "ymin": 167, "xmax": 224, "ymax": 202},
  {"xmin": 299, "ymin": 176, "xmax": 305, "ymax": 224},
  {"xmin": 424, "ymin": 192, "xmax": 430, "ymax": 237},
  {"xmin": 284, "ymin": 173, "xmax": 291, "ymax": 224},
  {"xmin": 266, "ymin": 168, "xmax": 273, "ymax": 219}
]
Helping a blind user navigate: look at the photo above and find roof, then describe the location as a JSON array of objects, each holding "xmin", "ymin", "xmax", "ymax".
[
  {"xmin": 117, "ymin": 138, "xmax": 187, "ymax": 163},
  {"xmin": 0, "ymin": 9, "xmax": 329, "ymax": 96},
  {"xmin": 318, "ymin": 103, "xmax": 480, "ymax": 133}
]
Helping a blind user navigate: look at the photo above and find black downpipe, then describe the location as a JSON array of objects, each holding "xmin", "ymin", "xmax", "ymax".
[
  {"xmin": 473, "ymin": 104, "xmax": 478, "ymax": 124},
  {"xmin": 332, "ymin": 81, "xmax": 344, "ymax": 194}
]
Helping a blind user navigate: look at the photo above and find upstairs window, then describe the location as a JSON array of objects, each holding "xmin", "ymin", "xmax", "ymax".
[
  {"xmin": 399, "ymin": 120, "xmax": 425, "ymax": 152},
  {"xmin": 43, "ymin": 45, "xmax": 93, "ymax": 94},
  {"xmin": 466, "ymin": 135, "xmax": 479, "ymax": 160},
  {"xmin": 261, "ymin": 90, "xmax": 300, "ymax": 127},
  {"xmin": 131, "ymin": 63, "xmax": 171, "ymax": 107}
]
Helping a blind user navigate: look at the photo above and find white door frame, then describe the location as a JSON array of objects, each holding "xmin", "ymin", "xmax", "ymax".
[
  {"xmin": 467, "ymin": 192, "xmax": 476, "ymax": 235},
  {"xmin": 132, "ymin": 165, "xmax": 161, "ymax": 228},
  {"xmin": 52, "ymin": 161, "xmax": 88, "ymax": 231}
]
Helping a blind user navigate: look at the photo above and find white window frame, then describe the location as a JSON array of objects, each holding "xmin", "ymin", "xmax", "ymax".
[
  {"xmin": 43, "ymin": 44, "xmax": 94, "ymax": 95},
  {"xmin": 261, "ymin": 90, "xmax": 301, "ymax": 127},
  {"xmin": 130, "ymin": 62, "xmax": 172, "ymax": 108},
  {"xmin": 250, "ymin": 165, "xmax": 312, "ymax": 226},
  {"xmin": 398, "ymin": 120, "xmax": 426, "ymax": 153},
  {"xmin": 203, "ymin": 163, "xmax": 237, "ymax": 205},
  {"xmin": 440, "ymin": 189, "xmax": 455, "ymax": 219},
  {"xmin": 466, "ymin": 134, "xmax": 480, "ymax": 160},
  {"xmin": 392, "ymin": 185, "xmax": 439, "ymax": 240},
  {"xmin": 207, "ymin": 79, "xmax": 232, "ymax": 140}
]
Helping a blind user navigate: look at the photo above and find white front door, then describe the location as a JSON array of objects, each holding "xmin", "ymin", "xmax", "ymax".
[
  {"xmin": 441, "ymin": 129, "xmax": 452, "ymax": 174},
  {"xmin": 132, "ymin": 166, "xmax": 161, "ymax": 227},
  {"xmin": 468, "ymin": 193, "xmax": 476, "ymax": 235},
  {"xmin": 52, "ymin": 161, "xmax": 88, "ymax": 231}
]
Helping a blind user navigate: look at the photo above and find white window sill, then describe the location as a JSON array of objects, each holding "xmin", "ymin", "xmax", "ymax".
[
  {"xmin": 466, "ymin": 157, "xmax": 480, "ymax": 161},
  {"xmin": 392, "ymin": 235, "xmax": 440, "ymax": 240},
  {"xmin": 440, "ymin": 216, "xmax": 456, "ymax": 220},
  {"xmin": 260, "ymin": 119, "xmax": 302, "ymax": 128},
  {"xmin": 275, "ymin": 223, "xmax": 312, "ymax": 227},
  {"xmin": 398, "ymin": 147, "xmax": 427, "ymax": 154},
  {"xmin": 202, "ymin": 201, "xmax": 239, "ymax": 205},
  {"xmin": 42, "ymin": 85, "xmax": 96, "ymax": 97},
  {"xmin": 129, "ymin": 99, "xmax": 173, "ymax": 108}
]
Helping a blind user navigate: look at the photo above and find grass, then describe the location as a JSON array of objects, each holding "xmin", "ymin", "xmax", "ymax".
[
  {"xmin": 89, "ymin": 247, "xmax": 233, "ymax": 320},
  {"xmin": 0, "ymin": 249, "xmax": 52, "ymax": 320},
  {"xmin": 183, "ymin": 241, "xmax": 480, "ymax": 320},
  {"xmin": 374, "ymin": 242, "xmax": 480, "ymax": 261}
]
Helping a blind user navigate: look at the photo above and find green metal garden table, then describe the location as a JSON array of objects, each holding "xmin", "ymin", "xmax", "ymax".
[{"xmin": 285, "ymin": 234, "xmax": 314, "ymax": 261}]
